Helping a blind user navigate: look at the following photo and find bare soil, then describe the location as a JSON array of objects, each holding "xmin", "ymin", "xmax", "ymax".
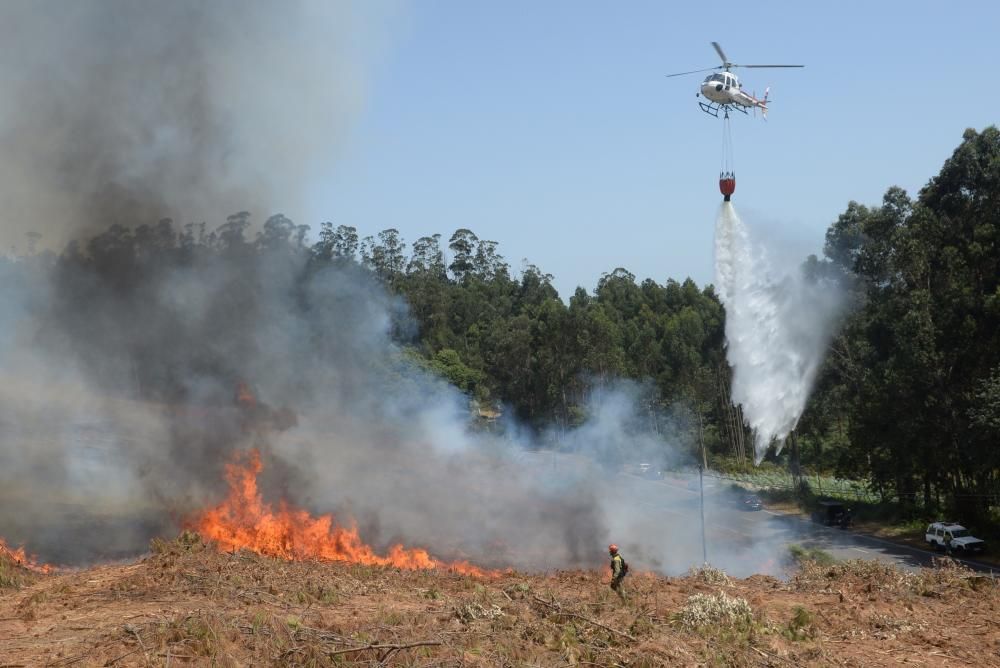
[{"xmin": 1, "ymin": 534, "xmax": 998, "ymax": 666}]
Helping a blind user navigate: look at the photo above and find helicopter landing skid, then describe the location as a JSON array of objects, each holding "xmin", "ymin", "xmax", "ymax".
[{"xmin": 699, "ymin": 101, "xmax": 747, "ymax": 119}]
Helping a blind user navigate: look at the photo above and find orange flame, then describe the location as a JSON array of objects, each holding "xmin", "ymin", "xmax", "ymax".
[
  {"xmin": 0, "ymin": 537, "xmax": 53, "ymax": 574},
  {"xmin": 192, "ymin": 450, "xmax": 491, "ymax": 577}
]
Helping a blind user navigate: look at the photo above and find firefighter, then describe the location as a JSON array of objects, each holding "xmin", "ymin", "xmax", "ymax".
[{"xmin": 608, "ymin": 544, "xmax": 628, "ymax": 600}]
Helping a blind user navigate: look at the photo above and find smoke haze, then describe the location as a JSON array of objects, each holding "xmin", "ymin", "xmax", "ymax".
[
  {"xmin": 1, "ymin": 231, "xmax": 781, "ymax": 574},
  {"xmin": 0, "ymin": 2, "xmax": 800, "ymax": 579}
]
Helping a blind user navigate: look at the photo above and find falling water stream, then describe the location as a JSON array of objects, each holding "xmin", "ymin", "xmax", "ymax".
[{"xmin": 714, "ymin": 202, "xmax": 843, "ymax": 463}]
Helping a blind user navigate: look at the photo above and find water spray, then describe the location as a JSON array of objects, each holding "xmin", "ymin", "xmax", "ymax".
[{"xmin": 714, "ymin": 202, "xmax": 844, "ymax": 463}]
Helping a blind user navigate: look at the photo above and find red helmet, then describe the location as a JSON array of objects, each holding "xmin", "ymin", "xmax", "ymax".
[{"xmin": 608, "ymin": 544, "xmax": 618, "ymax": 554}]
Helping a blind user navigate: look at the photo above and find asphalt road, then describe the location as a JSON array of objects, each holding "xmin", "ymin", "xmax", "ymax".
[{"xmin": 617, "ymin": 471, "xmax": 998, "ymax": 577}]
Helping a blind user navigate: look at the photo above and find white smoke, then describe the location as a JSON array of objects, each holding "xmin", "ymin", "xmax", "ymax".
[
  {"xmin": 0, "ymin": 239, "xmax": 806, "ymax": 576},
  {"xmin": 714, "ymin": 202, "xmax": 844, "ymax": 462}
]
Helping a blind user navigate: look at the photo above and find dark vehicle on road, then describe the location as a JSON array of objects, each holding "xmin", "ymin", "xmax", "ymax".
[
  {"xmin": 634, "ymin": 463, "xmax": 663, "ymax": 480},
  {"xmin": 738, "ymin": 493, "xmax": 763, "ymax": 511},
  {"xmin": 812, "ymin": 501, "xmax": 852, "ymax": 528}
]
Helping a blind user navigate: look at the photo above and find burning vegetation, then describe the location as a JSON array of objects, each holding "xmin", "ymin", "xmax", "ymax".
[
  {"xmin": 0, "ymin": 541, "xmax": 49, "ymax": 593},
  {"xmin": 0, "ymin": 538, "xmax": 52, "ymax": 577},
  {"xmin": 191, "ymin": 450, "xmax": 491, "ymax": 577}
]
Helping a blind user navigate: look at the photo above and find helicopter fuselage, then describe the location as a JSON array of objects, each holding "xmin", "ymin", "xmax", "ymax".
[
  {"xmin": 699, "ymin": 73, "xmax": 761, "ymax": 109},
  {"xmin": 665, "ymin": 42, "xmax": 800, "ymax": 119}
]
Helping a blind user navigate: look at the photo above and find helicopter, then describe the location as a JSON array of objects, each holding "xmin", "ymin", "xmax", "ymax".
[{"xmin": 666, "ymin": 42, "xmax": 802, "ymax": 118}]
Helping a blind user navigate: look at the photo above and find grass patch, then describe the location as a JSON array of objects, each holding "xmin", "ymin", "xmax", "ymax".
[
  {"xmin": 15, "ymin": 590, "xmax": 48, "ymax": 621},
  {"xmin": 0, "ymin": 556, "xmax": 28, "ymax": 589},
  {"xmin": 150, "ymin": 613, "xmax": 235, "ymax": 663},
  {"xmin": 0, "ymin": 548, "xmax": 40, "ymax": 590},
  {"xmin": 787, "ymin": 544, "xmax": 836, "ymax": 567},
  {"xmin": 783, "ymin": 606, "xmax": 817, "ymax": 641},
  {"xmin": 688, "ymin": 565, "xmax": 731, "ymax": 586},
  {"xmin": 875, "ymin": 517, "xmax": 929, "ymax": 538},
  {"xmin": 756, "ymin": 486, "xmax": 802, "ymax": 506},
  {"xmin": 673, "ymin": 592, "xmax": 754, "ymax": 631}
]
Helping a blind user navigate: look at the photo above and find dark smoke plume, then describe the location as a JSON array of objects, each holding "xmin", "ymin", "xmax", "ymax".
[
  {"xmin": 1, "ymin": 227, "xmax": 613, "ymax": 568},
  {"xmin": 0, "ymin": 0, "xmax": 401, "ymax": 562},
  {"xmin": 0, "ymin": 1, "xmax": 610, "ymax": 568},
  {"xmin": 0, "ymin": 0, "xmax": 372, "ymax": 247},
  {"xmin": 0, "ymin": 2, "xmax": 789, "ymax": 576}
]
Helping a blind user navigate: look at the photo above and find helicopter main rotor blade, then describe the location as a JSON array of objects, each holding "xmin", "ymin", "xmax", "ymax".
[
  {"xmin": 711, "ymin": 41, "xmax": 728, "ymax": 65},
  {"xmin": 740, "ymin": 64, "xmax": 805, "ymax": 68},
  {"xmin": 664, "ymin": 66, "xmax": 720, "ymax": 78}
]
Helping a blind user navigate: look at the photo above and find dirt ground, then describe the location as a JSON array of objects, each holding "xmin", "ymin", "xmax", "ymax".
[{"xmin": 1, "ymin": 534, "xmax": 998, "ymax": 667}]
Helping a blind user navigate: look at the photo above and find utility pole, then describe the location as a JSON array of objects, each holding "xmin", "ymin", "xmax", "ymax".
[
  {"xmin": 789, "ymin": 429, "xmax": 801, "ymax": 493},
  {"xmin": 698, "ymin": 411, "xmax": 708, "ymax": 565}
]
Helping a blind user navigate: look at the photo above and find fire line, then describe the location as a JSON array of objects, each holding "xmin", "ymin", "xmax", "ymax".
[
  {"xmin": 190, "ymin": 449, "xmax": 493, "ymax": 577},
  {"xmin": 0, "ymin": 537, "xmax": 53, "ymax": 574}
]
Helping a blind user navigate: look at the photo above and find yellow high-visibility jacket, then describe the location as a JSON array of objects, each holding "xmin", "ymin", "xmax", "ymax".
[{"xmin": 610, "ymin": 554, "xmax": 624, "ymax": 578}]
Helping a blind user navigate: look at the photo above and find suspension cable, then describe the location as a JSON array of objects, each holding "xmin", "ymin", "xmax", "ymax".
[{"xmin": 720, "ymin": 114, "xmax": 734, "ymax": 177}]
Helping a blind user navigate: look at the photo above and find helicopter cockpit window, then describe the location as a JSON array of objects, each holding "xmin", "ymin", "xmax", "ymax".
[{"xmin": 710, "ymin": 73, "xmax": 725, "ymax": 83}]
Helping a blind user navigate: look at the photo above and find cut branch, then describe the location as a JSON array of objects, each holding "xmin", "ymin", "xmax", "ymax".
[
  {"xmin": 325, "ymin": 640, "xmax": 442, "ymax": 658},
  {"xmin": 532, "ymin": 595, "xmax": 636, "ymax": 641}
]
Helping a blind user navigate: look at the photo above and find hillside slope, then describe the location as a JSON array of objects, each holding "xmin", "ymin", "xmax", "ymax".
[{"xmin": 1, "ymin": 535, "xmax": 997, "ymax": 666}]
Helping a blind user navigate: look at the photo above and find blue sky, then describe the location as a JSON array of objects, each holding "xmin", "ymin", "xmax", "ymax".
[{"xmin": 307, "ymin": 1, "xmax": 999, "ymax": 299}]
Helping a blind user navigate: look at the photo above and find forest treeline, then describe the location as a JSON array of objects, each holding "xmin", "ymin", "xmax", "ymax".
[
  {"xmin": 804, "ymin": 127, "xmax": 1000, "ymax": 521},
  {"xmin": 12, "ymin": 127, "xmax": 1000, "ymax": 521}
]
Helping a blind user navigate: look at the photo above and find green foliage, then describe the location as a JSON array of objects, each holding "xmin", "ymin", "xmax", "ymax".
[
  {"xmin": 388, "ymin": 242, "xmax": 728, "ymax": 436},
  {"xmin": 969, "ymin": 366, "xmax": 1000, "ymax": 431},
  {"xmin": 427, "ymin": 348, "xmax": 484, "ymax": 395},
  {"xmin": 784, "ymin": 606, "xmax": 817, "ymax": 641},
  {"xmin": 787, "ymin": 544, "xmax": 835, "ymax": 567},
  {"xmin": 807, "ymin": 126, "xmax": 1000, "ymax": 522}
]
